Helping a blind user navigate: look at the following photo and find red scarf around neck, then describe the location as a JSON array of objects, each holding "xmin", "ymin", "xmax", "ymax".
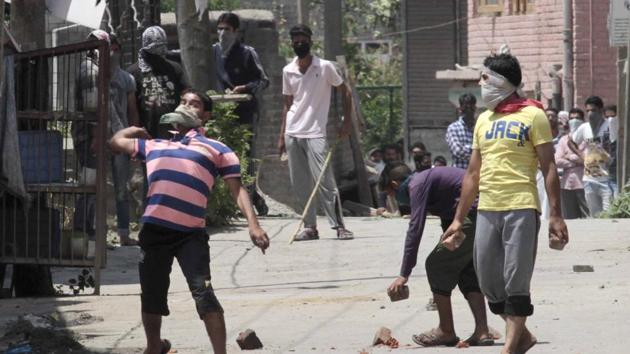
[{"xmin": 494, "ymin": 93, "xmax": 544, "ymax": 114}]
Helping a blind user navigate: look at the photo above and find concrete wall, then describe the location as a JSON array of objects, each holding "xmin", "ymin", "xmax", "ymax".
[
  {"xmin": 403, "ymin": 0, "xmax": 468, "ymax": 162},
  {"xmin": 467, "ymin": 0, "xmax": 618, "ymax": 108}
]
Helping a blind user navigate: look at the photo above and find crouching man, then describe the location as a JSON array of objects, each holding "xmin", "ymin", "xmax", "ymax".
[
  {"xmin": 110, "ymin": 92, "xmax": 270, "ymax": 354},
  {"xmin": 386, "ymin": 163, "xmax": 496, "ymax": 347}
]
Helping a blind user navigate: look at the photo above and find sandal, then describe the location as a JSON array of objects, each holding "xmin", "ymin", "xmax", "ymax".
[
  {"xmin": 294, "ymin": 227, "xmax": 319, "ymax": 241},
  {"xmin": 336, "ymin": 227, "xmax": 354, "ymax": 240},
  {"xmin": 412, "ymin": 329, "xmax": 459, "ymax": 347},
  {"xmin": 465, "ymin": 336, "xmax": 495, "ymax": 346},
  {"xmin": 160, "ymin": 339, "xmax": 172, "ymax": 354}
]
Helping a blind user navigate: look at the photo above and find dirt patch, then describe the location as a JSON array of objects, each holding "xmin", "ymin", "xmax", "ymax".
[
  {"xmin": 0, "ymin": 313, "xmax": 104, "ymax": 354},
  {"xmin": 1, "ymin": 319, "xmax": 83, "ymax": 353}
]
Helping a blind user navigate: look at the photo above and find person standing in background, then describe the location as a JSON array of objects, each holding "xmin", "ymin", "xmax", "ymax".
[
  {"xmin": 604, "ymin": 104, "xmax": 618, "ymax": 198},
  {"xmin": 213, "ymin": 12, "xmax": 270, "ymax": 216},
  {"xmin": 277, "ymin": 24, "xmax": 354, "ymax": 241},
  {"xmin": 572, "ymin": 96, "xmax": 612, "ymax": 216},
  {"xmin": 555, "ymin": 113, "xmax": 589, "ymax": 219},
  {"xmin": 446, "ymin": 93, "xmax": 476, "ymax": 169}
]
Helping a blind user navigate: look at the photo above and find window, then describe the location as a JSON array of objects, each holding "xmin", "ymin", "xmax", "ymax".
[
  {"xmin": 478, "ymin": 0, "xmax": 504, "ymax": 14},
  {"xmin": 512, "ymin": 0, "xmax": 535, "ymax": 14}
]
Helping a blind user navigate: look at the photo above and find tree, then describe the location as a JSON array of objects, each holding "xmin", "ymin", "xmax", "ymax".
[
  {"xmin": 341, "ymin": 0, "xmax": 403, "ymax": 152},
  {"xmin": 176, "ymin": 0, "xmax": 215, "ymax": 91}
]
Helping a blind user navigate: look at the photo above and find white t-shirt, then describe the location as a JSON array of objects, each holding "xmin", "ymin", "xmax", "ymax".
[
  {"xmin": 572, "ymin": 119, "xmax": 611, "ymax": 182},
  {"xmin": 282, "ymin": 56, "xmax": 343, "ymax": 138},
  {"xmin": 608, "ymin": 116, "xmax": 618, "ymax": 143}
]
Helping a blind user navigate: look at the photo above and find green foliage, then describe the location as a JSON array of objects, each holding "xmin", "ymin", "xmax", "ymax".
[
  {"xmin": 342, "ymin": 0, "xmax": 401, "ymax": 38},
  {"xmin": 210, "ymin": 0, "xmax": 241, "ymax": 10},
  {"xmin": 203, "ymin": 93, "xmax": 253, "ymax": 225},
  {"xmin": 357, "ymin": 87, "xmax": 402, "ymax": 152},
  {"xmin": 341, "ymin": 1, "xmax": 402, "ymax": 152},
  {"xmin": 600, "ymin": 185, "xmax": 630, "ymax": 218},
  {"xmin": 352, "ymin": 53, "xmax": 402, "ymax": 152},
  {"xmin": 60, "ymin": 269, "xmax": 94, "ymax": 296},
  {"xmin": 161, "ymin": 0, "xmax": 176, "ymax": 12},
  {"xmin": 306, "ymin": 0, "xmax": 403, "ymax": 152}
]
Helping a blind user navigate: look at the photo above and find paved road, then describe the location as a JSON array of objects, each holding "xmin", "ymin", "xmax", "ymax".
[{"xmin": 2, "ymin": 217, "xmax": 629, "ymax": 353}]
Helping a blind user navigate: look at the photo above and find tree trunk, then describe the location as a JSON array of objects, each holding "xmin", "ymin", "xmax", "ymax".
[
  {"xmin": 323, "ymin": 0, "xmax": 343, "ymax": 60},
  {"xmin": 10, "ymin": 0, "xmax": 55, "ymax": 297},
  {"xmin": 176, "ymin": 0, "xmax": 215, "ymax": 92}
]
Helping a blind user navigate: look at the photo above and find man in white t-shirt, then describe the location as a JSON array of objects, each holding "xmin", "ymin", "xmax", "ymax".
[
  {"xmin": 277, "ymin": 24, "xmax": 354, "ymax": 241},
  {"xmin": 572, "ymin": 96, "xmax": 612, "ymax": 216},
  {"xmin": 604, "ymin": 104, "xmax": 619, "ymax": 197}
]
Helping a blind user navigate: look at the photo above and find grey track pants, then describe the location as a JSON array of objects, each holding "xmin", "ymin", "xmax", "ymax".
[
  {"xmin": 474, "ymin": 209, "xmax": 540, "ymax": 316},
  {"xmin": 285, "ymin": 135, "xmax": 344, "ymax": 229}
]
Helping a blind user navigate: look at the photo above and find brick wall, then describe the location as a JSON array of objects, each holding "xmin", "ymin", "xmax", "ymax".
[
  {"xmin": 573, "ymin": 0, "xmax": 618, "ymax": 107},
  {"xmin": 467, "ymin": 0, "xmax": 618, "ymax": 108},
  {"xmin": 404, "ymin": 0, "xmax": 468, "ymax": 160}
]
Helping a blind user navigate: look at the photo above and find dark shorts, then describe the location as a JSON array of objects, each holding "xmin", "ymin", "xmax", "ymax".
[
  {"xmin": 425, "ymin": 215, "xmax": 480, "ymax": 297},
  {"xmin": 138, "ymin": 223, "xmax": 223, "ymax": 318}
]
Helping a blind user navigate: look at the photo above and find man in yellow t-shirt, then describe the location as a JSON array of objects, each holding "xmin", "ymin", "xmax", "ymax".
[{"xmin": 442, "ymin": 54, "xmax": 569, "ymax": 354}]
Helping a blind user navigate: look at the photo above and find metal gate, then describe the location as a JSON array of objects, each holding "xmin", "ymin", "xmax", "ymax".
[{"xmin": 1, "ymin": 40, "xmax": 109, "ymax": 294}]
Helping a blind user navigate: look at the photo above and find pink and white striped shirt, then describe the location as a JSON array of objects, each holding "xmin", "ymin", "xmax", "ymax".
[{"xmin": 133, "ymin": 129, "xmax": 240, "ymax": 231}]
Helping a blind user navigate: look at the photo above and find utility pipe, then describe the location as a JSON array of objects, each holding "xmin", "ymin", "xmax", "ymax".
[{"xmin": 562, "ymin": 0, "xmax": 574, "ymax": 111}]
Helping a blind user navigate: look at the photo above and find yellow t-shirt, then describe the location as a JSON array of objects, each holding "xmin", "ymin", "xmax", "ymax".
[{"xmin": 472, "ymin": 106, "xmax": 553, "ymax": 212}]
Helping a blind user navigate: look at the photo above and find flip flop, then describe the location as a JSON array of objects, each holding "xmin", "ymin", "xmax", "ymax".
[
  {"xmin": 465, "ymin": 336, "xmax": 495, "ymax": 346},
  {"xmin": 412, "ymin": 330, "xmax": 459, "ymax": 347},
  {"xmin": 160, "ymin": 339, "xmax": 172, "ymax": 354}
]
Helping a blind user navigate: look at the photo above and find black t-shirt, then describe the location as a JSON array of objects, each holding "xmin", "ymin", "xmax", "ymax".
[{"xmin": 127, "ymin": 56, "xmax": 188, "ymax": 138}]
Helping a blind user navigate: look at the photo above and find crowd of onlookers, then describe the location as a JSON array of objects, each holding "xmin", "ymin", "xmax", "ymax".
[
  {"xmin": 544, "ymin": 96, "xmax": 618, "ymax": 219},
  {"xmin": 367, "ymin": 93, "xmax": 620, "ymax": 219}
]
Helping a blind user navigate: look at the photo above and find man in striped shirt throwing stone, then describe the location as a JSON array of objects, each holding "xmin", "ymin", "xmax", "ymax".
[{"xmin": 110, "ymin": 89, "xmax": 269, "ymax": 354}]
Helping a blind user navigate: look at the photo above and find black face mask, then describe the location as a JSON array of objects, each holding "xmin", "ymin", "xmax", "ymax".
[{"xmin": 293, "ymin": 41, "xmax": 311, "ymax": 58}]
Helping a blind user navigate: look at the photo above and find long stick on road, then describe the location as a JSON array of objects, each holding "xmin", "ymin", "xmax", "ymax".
[{"xmin": 288, "ymin": 141, "xmax": 338, "ymax": 244}]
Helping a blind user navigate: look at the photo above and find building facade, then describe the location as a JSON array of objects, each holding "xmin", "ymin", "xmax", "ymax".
[
  {"xmin": 402, "ymin": 0, "xmax": 468, "ymax": 161},
  {"xmin": 403, "ymin": 0, "xmax": 618, "ymax": 164},
  {"xmin": 468, "ymin": 0, "xmax": 617, "ymax": 108}
]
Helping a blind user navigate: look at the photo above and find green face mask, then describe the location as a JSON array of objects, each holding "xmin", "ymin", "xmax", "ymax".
[{"xmin": 395, "ymin": 176, "xmax": 411, "ymax": 207}]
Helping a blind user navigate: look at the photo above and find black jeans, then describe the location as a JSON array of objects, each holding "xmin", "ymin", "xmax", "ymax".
[{"xmin": 138, "ymin": 223, "xmax": 223, "ymax": 318}]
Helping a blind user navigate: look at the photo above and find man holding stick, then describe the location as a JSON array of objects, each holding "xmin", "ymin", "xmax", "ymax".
[{"xmin": 277, "ymin": 24, "xmax": 354, "ymax": 241}]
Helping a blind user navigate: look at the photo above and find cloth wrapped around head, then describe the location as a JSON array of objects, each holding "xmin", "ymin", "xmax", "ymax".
[
  {"xmin": 88, "ymin": 29, "xmax": 110, "ymax": 43},
  {"xmin": 139, "ymin": 26, "xmax": 168, "ymax": 72},
  {"xmin": 480, "ymin": 67, "xmax": 520, "ymax": 110},
  {"xmin": 160, "ymin": 104, "xmax": 203, "ymax": 130},
  {"xmin": 481, "ymin": 67, "xmax": 542, "ymax": 113}
]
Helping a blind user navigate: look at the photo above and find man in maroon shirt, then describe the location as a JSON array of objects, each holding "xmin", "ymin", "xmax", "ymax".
[{"xmin": 386, "ymin": 164, "xmax": 495, "ymax": 347}]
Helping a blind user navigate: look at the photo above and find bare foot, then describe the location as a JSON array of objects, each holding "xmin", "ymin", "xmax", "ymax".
[
  {"xmin": 515, "ymin": 329, "xmax": 537, "ymax": 354},
  {"xmin": 489, "ymin": 326, "xmax": 503, "ymax": 339}
]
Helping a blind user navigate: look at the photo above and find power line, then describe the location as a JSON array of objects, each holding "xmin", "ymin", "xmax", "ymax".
[{"xmin": 346, "ymin": 16, "xmax": 469, "ymax": 41}]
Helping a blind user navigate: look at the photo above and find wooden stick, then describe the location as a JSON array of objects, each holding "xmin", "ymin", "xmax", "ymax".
[{"xmin": 288, "ymin": 141, "xmax": 338, "ymax": 244}]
